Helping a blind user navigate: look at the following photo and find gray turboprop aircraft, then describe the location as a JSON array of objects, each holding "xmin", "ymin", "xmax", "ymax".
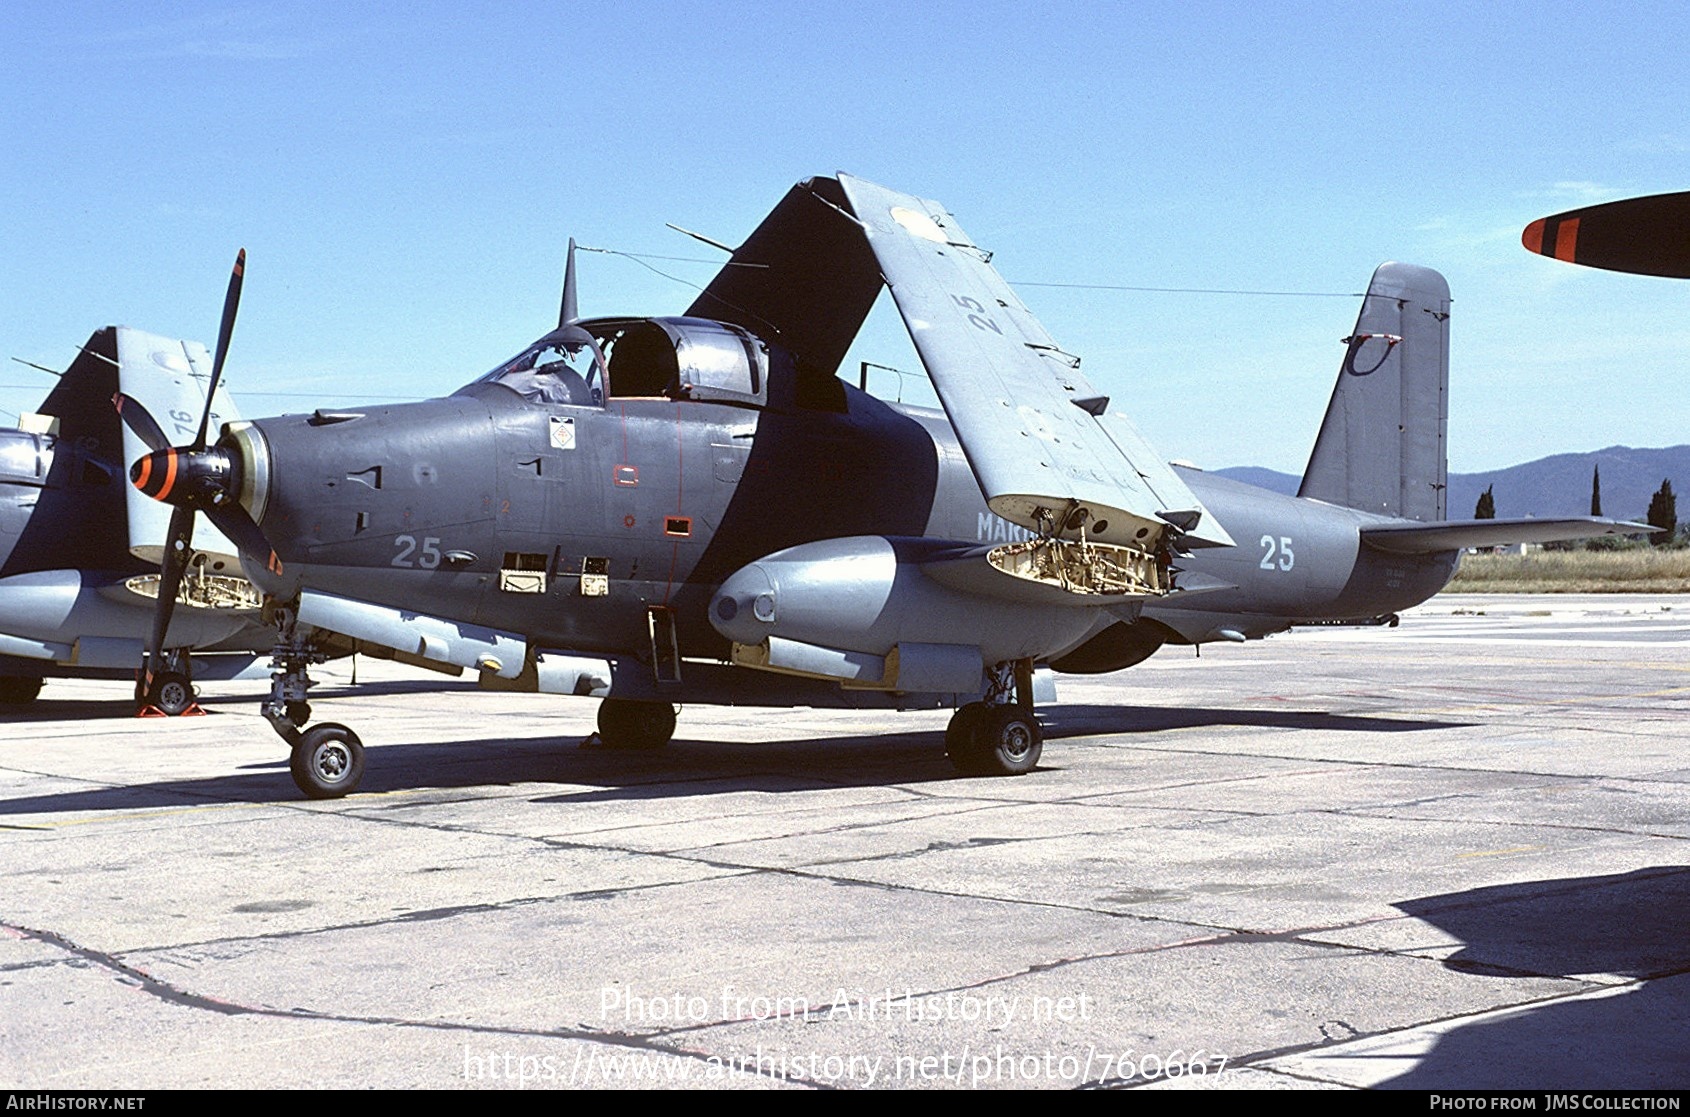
[
  {"xmin": 119, "ymin": 174, "xmax": 1643, "ymax": 798},
  {"xmin": 0, "ymin": 325, "xmax": 279, "ymax": 713}
]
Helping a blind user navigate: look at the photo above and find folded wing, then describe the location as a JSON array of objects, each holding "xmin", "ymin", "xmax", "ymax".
[{"xmin": 835, "ymin": 174, "xmax": 1231, "ymax": 555}]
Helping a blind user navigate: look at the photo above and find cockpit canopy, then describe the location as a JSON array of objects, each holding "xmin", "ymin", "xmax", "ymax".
[
  {"xmin": 472, "ymin": 325, "xmax": 605, "ymax": 407},
  {"xmin": 467, "ymin": 317, "xmax": 768, "ymax": 408}
]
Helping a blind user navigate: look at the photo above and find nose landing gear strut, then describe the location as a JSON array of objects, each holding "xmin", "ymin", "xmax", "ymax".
[{"xmin": 263, "ymin": 607, "xmax": 364, "ymax": 799}]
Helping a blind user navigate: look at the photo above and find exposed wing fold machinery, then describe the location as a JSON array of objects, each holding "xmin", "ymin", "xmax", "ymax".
[{"xmin": 836, "ymin": 174, "xmax": 1231, "ymax": 605}]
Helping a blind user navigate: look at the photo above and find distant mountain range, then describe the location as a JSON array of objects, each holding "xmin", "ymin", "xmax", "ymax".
[{"xmin": 1213, "ymin": 445, "xmax": 1689, "ymax": 523}]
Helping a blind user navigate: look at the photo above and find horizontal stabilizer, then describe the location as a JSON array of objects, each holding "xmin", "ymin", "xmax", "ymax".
[{"xmin": 1361, "ymin": 516, "xmax": 1655, "ymax": 555}]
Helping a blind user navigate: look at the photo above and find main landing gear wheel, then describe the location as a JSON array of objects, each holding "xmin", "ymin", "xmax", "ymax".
[
  {"xmin": 944, "ymin": 702, "xmax": 989, "ymax": 763},
  {"xmin": 596, "ymin": 698, "xmax": 677, "ymax": 750},
  {"xmin": 946, "ymin": 704, "xmax": 1042, "ymax": 776},
  {"xmin": 145, "ymin": 671, "xmax": 195, "ymax": 717},
  {"xmin": 0, "ymin": 677, "xmax": 43, "ymax": 705},
  {"xmin": 290, "ymin": 723, "xmax": 365, "ymax": 799}
]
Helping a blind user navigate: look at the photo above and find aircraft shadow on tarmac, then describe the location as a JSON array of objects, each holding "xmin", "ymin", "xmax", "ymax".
[
  {"xmin": 0, "ymin": 677, "xmax": 481, "ymax": 724},
  {"xmin": 0, "ymin": 703, "xmax": 1468, "ymax": 816},
  {"xmin": 1378, "ymin": 866, "xmax": 1690, "ymax": 1089},
  {"xmin": 1040, "ymin": 704, "xmax": 1471, "ymax": 737},
  {"xmin": 0, "ymin": 696, "xmax": 156, "ymax": 723}
]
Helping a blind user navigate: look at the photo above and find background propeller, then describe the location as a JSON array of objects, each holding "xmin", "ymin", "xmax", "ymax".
[{"xmin": 114, "ymin": 249, "xmax": 265, "ymax": 709}]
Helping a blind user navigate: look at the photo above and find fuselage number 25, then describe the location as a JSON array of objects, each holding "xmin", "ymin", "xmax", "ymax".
[
  {"xmin": 392, "ymin": 535, "xmax": 443, "ymax": 569},
  {"xmin": 1259, "ymin": 535, "xmax": 1295, "ymax": 572}
]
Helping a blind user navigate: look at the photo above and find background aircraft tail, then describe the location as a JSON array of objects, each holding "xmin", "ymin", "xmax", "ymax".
[{"xmin": 1299, "ymin": 262, "xmax": 1450, "ymax": 522}]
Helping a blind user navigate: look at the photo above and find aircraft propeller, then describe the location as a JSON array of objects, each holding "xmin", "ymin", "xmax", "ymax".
[{"xmin": 114, "ymin": 249, "xmax": 281, "ymax": 708}]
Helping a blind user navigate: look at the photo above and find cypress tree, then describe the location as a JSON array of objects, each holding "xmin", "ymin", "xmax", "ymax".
[
  {"xmin": 1646, "ymin": 479, "xmax": 1677, "ymax": 546},
  {"xmin": 1474, "ymin": 485, "xmax": 1495, "ymax": 520},
  {"xmin": 1591, "ymin": 465, "xmax": 1602, "ymax": 517}
]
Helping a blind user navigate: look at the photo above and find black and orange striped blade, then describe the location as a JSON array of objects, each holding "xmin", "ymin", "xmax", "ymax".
[
  {"xmin": 1523, "ymin": 191, "xmax": 1690, "ymax": 278},
  {"xmin": 194, "ymin": 248, "xmax": 245, "ymax": 450},
  {"xmin": 113, "ymin": 392, "xmax": 171, "ymax": 452},
  {"xmin": 144, "ymin": 504, "xmax": 197, "ymax": 683}
]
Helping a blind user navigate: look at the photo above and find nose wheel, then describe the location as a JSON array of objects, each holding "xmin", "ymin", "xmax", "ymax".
[
  {"xmin": 290, "ymin": 723, "xmax": 365, "ymax": 799},
  {"xmin": 263, "ymin": 610, "xmax": 363, "ymax": 797}
]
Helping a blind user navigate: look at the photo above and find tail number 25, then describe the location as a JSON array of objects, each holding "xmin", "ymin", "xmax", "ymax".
[{"xmin": 1259, "ymin": 535, "xmax": 1295, "ymax": 571}]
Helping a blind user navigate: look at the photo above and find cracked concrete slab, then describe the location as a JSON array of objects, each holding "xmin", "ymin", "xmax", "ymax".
[{"xmin": 2, "ymin": 593, "xmax": 1687, "ymax": 1089}]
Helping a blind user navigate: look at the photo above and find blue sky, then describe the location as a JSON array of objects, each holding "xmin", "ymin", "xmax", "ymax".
[{"xmin": 2, "ymin": 2, "xmax": 1685, "ymax": 473}]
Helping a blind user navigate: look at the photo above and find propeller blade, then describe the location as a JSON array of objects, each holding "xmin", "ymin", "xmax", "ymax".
[
  {"xmin": 143, "ymin": 504, "xmax": 198, "ymax": 686},
  {"xmin": 194, "ymin": 248, "xmax": 246, "ymax": 450},
  {"xmin": 113, "ymin": 392, "xmax": 171, "ymax": 452},
  {"xmin": 1522, "ymin": 192, "xmax": 1690, "ymax": 278},
  {"xmin": 207, "ymin": 502, "xmax": 283, "ymax": 577}
]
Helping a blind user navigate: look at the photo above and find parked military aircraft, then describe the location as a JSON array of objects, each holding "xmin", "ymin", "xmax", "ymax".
[
  {"xmin": 119, "ymin": 174, "xmax": 1645, "ymax": 798},
  {"xmin": 0, "ymin": 325, "xmax": 277, "ymax": 714},
  {"xmin": 1524, "ymin": 190, "xmax": 1690, "ymax": 277}
]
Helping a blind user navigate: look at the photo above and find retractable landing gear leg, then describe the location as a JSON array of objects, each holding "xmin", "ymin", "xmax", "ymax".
[
  {"xmin": 263, "ymin": 608, "xmax": 364, "ymax": 800},
  {"xmin": 944, "ymin": 658, "xmax": 1042, "ymax": 776}
]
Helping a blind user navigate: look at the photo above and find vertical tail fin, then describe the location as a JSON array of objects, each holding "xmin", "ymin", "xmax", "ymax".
[{"xmin": 1299, "ymin": 262, "xmax": 1450, "ymax": 521}]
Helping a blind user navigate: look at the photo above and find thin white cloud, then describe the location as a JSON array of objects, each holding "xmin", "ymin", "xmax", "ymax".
[
  {"xmin": 1513, "ymin": 181, "xmax": 1625, "ymax": 203},
  {"xmin": 178, "ymin": 38, "xmax": 311, "ymax": 60},
  {"xmin": 94, "ymin": 7, "xmax": 317, "ymax": 60}
]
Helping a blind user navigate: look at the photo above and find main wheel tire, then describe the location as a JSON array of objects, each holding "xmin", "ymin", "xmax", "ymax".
[
  {"xmin": 148, "ymin": 671, "xmax": 195, "ymax": 717},
  {"xmin": 290, "ymin": 723, "xmax": 365, "ymax": 799},
  {"xmin": 951, "ymin": 706, "xmax": 1042, "ymax": 776},
  {"xmin": 0, "ymin": 676, "xmax": 43, "ymax": 704},
  {"xmin": 944, "ymin": 702, "xmax": 989, "ymax": 763},
  {"xmin": 596, "ymin": 699, "xmax": 677, "ymax": 750}
]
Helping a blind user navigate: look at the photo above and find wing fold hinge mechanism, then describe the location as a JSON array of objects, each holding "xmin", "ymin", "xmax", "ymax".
[
  {"xmin": 986, "ymin": 536, "xmax": 1163, "ymax": 597},
  {"xmin": 983, "ymin": 500, "xmax": 1168, "ymax": 599}
]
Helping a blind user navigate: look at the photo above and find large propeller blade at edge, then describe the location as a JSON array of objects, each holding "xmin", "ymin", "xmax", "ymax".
[
  {"xmin": 126, "ymin": 249, "xmax": 253, "ymax": 710},
  {"xmin": 142, "ymin": 504, "xmax": 198, "ymax": 689},
  {"xmin": 113, "ymin": 392, "xmax": 171, "ymax": 452},
  {"xmin": 195, "ymin": 248, "xmax": 245, "ymax": 450}
]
